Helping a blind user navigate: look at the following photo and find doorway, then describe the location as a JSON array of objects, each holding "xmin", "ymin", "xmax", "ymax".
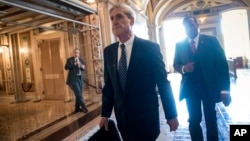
[
  {"xmin": 0, "ymin": 46, "xmax": 13, "ymax": 96},
  {"xmin": 221, "ymin": 9, "xmax": 250, "ymax": 68},
  {"xmin": 162, "ymin": 18, "xmax": 186, "ymax": 72},
  {"xmin": 40, "ymin": 38, "xmax": 66, "ymax": 99}
]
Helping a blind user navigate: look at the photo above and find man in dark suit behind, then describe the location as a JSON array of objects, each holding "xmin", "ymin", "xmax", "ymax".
[
  {"xmin": 99, "ymin": 3, "xmax": 179, "ymax": 141},
  {"xmin": 65, "ymin": 48, "xmax": 88, "ymax": 113},
  {"xmin": 173, "ymin": 16, "xmax": 231, "ymax": 141}
]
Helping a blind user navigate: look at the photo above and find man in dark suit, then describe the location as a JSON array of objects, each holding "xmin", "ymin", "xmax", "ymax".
[
  {"xmin": 99, "ymin": 3, "xmax": 179, "ymax": 141},
  {"xmin": 173, "ymin": 16, "xmax": 231, "ymax": 141},
  {"xmin": 65, "ymin": 48, "xmax": 88, "ymax": 113}
]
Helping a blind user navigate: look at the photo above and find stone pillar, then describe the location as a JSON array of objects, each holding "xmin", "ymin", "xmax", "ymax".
[
  {"xmin": 148, "ymin": 23, "xmax": 158, "ymax": 43},
  {"xmin": 10, "ymin": 34, "xmax": 28, "ymax": 103},
  {"xmin": 97, "ymin": 1, "xmax": 114, "ymax": 47},
  {"xmin": 148, "ymin": 23, "xmax": 170, "ymax": 72},
  {"xmin": 78, "ymin": 12, "xmax": 104, "ymax": 102}
]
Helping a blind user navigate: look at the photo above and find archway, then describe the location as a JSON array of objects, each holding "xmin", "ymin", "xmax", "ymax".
[
  {"xmin": 221, "ymin": 8, "xmax": 250, "ymax": 68},
  {"xmin": 162, "ymin": 18, "xmax": 185, "ymax": 72}
]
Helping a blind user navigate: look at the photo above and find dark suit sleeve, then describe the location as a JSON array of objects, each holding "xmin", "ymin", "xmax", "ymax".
[
  {"xmin": 79, "ymin": 58, "xmax": 86, "ymax": 71},
  {"xmin": 65, "ymin": 57, "xmax": 74, "ymax": 70},
  {"xmin": 151, "ymin": 43, "xmax": 178, "ymax": 119},
  {"xmin": 213, "ymin": 37, "xmax": 230, "ymax": 91},
  {"xmin": 173, "ymin": 43, "xmax": 182, "ymax": 74},
  {"xmin": 101, "ymin": 48, "xmax": 114, "ymax": 118},
  {"xmin": 173, "ymin": 42, "xmax": 187, "ymax": 74}
]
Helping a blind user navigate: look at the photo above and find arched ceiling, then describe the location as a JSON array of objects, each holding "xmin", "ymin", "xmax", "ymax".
[
  {"xmin": 1, "ymin": 0, "xmax": 249, "ymax": 35},
  {"xmin": 170, "ymin": 0, "xmax": 233, "ymax": 13},
  {"xmin": 142, "ymin": 0, "xmax": 249, "ymax": 25}
]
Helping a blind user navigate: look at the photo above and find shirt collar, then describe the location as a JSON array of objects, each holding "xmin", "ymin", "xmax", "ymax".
[
  {"xmin": 188, "ymin": 34, "xmax": 199, "ymax": 44},
  {"xmin": 119, "ymin": 34, "xmax": 135, "ymax": 47}
]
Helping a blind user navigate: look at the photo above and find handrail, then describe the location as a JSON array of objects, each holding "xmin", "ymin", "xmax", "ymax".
[
  {"xmin": 83, "ymin": 73, "xmax": 103, "ymax": 89},
  {"xmin": 21, "ymin": 82, "xmax": 33, "ymax": 92},
  {"xmin": 83, "ymin": 79, "xmax": 97, "ymax": 89}
]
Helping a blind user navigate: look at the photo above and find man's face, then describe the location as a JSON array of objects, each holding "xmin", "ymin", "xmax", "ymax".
[
  {"xmin": 74, "ymin": 50, "xmax": 80, "ymax": 57},
  {"xmin": 183, "ymin": 18, "xmax": 199, "ymax": 39},
  {"xmin": 110, "ymin": 8, "xmax": 134, "ymax": 37}
]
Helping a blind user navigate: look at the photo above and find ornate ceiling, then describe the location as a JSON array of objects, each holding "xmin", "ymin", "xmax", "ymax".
[
  {"xmin": 143, "ymin": 0, "xmax": 249, "ymax": 25},
  {"xmin": 147, "ymin": 0, "xmax": 249, "ymax": 12},
  {"xmin": 0, "ymin": 0, "xmax": 250, "ymax": 35},
  {"xmin": 172, "ymin": 0, "xmax": 233, "ymax": 12}
]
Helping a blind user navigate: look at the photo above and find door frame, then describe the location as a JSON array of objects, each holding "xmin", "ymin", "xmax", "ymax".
[{"xmin": 34, "ymin": 31, "xmax": 70, "ymax": 100}]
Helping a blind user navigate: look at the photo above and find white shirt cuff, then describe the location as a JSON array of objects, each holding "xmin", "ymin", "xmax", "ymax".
[
  {"xmin": 221, "ymin": 91, "xmax": 230, "ymax": 94},
  {"xmin": 181, "ymin": 66, "xmax": 185, "ymax": 74}
]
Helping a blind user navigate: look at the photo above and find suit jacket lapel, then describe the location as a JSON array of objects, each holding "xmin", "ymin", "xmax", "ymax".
[
  {"xmin": 197, "ymin": 35, "xmax": 208, "ymax": 59},
  {"xmin": 113, "ymin": 42, "xmax": 119, "ymax": 75},
  {"xmin": 197, "ymin": 35, "xmax": 205, "ymax": 51},
  {"xmin": 125, "ymin": 37, "xmax": 142, "ymax": 91},
  {"xmin": 197, "ymin": 35, "xmax": 209, "ymax": 67},
  {"xmin": 182, "ymin": 39, "xmax": 191, "ymax": 62},
  {"xmin": 127, "ymin": 37, "xmax": 140, "ymax": 73},
  {"xmin": 108, "ymin": 42, "xmax": 120, "ymax": 89}
]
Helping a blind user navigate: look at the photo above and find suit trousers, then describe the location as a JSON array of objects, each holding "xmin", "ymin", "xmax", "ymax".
[
  {"xmin": 185, "ymin": 85, "xmax": 218, "ymax": 141},
  {"xmin": 70, "ymin": 76, "xmax": 85, "ymax": 110}
]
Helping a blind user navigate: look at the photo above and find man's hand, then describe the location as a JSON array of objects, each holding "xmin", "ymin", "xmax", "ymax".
[
  {"xmin": 80, "ymin": 64, "xmax": 85, "ymax": 69},
  {"xmin": 167, "ymin": 118, "xmax": 179, "ymax": 132},
  {"xmin": 183, "ymin": 62, "xmax": 195, "ymax": 73},
  {"xmin": 221, "ymin": 94, "xmax": 231, "ymax": 107},
  {"xmin": 99, "ymin": 117, "xmax": 109, "ymax": 131}
]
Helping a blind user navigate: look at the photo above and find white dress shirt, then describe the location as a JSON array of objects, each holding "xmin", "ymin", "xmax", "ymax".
[{"xmin": 117, "ymin": 35, "xmax": 134, "ymax": 69}]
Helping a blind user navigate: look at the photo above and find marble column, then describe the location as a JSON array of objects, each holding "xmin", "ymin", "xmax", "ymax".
[{"xmin": 10, "ymin": 34, "xmax": 28, "ymax": 103}]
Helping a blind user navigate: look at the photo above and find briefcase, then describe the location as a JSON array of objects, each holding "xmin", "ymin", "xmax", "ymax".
[{"xmin": 88, "ymin": 119, "xmax": 121, "ymax": 141}]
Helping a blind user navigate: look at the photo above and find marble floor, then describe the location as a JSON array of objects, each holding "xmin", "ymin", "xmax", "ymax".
[{"xmin": 0, "ymin": 69, "xmax": 250, "ymax": 141}]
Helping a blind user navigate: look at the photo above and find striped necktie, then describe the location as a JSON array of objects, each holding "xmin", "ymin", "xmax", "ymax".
[
  {"xmin": 118, "ymin": 44, "xmax": 127, "ymax": 92},
  {"xmin": 190, "ymin": 40, "xmax": 196, "ymax": 53}
]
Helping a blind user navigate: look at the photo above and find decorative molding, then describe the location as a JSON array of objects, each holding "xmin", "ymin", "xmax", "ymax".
[
  {"xmin": 200, "ymin": 27, "xmax": 217, "ymax": 36},
  {"xmin": 90, "ymin": 14, "xmax": 103, "ymax": 94},
  {"xmin": 164, "ymin": 0, "xmax": 247, "ymax": 19},
  {"xmin": 0, "ymin": 34, "xmax": 8, "ymax": 46}
]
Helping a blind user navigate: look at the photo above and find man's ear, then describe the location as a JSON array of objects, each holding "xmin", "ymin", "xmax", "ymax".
[{"xmin": 130, "ymin": 17, "xmax": 134, "ymax": 26}]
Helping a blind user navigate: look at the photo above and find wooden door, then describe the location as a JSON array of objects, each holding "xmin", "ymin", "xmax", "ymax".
[{"xmin": 40, "ymin": 38, "xmax": 65, "ymax": 99}]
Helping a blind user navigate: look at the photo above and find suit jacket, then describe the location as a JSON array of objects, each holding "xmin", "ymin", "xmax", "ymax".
[
  {"xmin": 102, "ymin": 36, "xmax": 177, "ymax": 140},
  {"xmin": 173, "ymin": 34, "xmax": 230, "ymax": 102},
  {"xmin": 88, "ymin": 119, "xmax": 121, "ymax": 141},
  {"xmin": 64, "ymin": 56, "xmax": 85, "ymax": 86}
]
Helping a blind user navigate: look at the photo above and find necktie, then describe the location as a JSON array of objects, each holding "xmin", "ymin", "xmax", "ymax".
[
  {"xmin": 190, "ymin": 40, "xmax": 196, "ymax": 53},
  {"xmin": 75, "ymin": 57, "xmax": 81, "ymax": 75},
  {"xmin": 118, "ymin": 44, "xmax": 127, "ymax": 92}
]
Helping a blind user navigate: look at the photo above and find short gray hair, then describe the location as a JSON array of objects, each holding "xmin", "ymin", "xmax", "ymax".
[{"xmin": 109, "ymin": 3, "xmax": 136, "ymax": 21}]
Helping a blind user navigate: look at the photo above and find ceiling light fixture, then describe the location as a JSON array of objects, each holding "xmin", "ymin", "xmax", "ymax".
[
  {"xmin": 198, "ymin": 17, "xmax": 207, "ymax": 23},
  {"xmin": 85, "ymin": 0, "xmax": 95, "ymax": 4}
]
